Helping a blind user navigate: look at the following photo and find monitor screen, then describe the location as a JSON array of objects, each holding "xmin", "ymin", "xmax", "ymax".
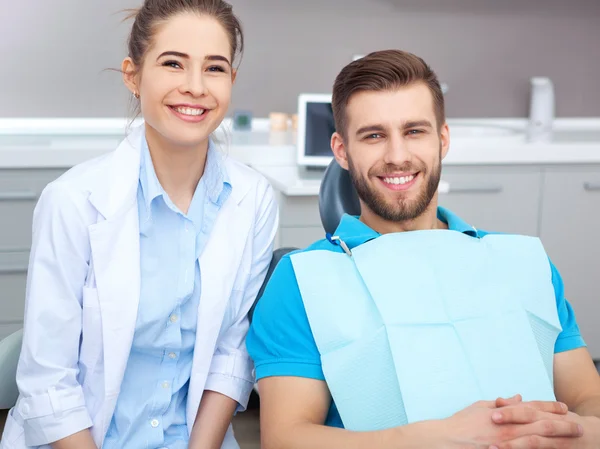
[
  {"xmin": 296, "ymin": 94, "xmax": 335, "ymax": 167},
  {"xmin": 304, "ymin": 101, "xmax": 335, "ymax": 158}
]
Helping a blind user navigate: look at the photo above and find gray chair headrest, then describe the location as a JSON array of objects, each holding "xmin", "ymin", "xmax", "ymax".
[{"xmin": 318, "ymin": 159, "xmax": 360, "ymax": 235}]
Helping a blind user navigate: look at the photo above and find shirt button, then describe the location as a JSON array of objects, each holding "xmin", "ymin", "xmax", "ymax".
[
  {"xmin": 150, "ymin": 419, "xmax": 159, "ymax": 428},
  {"xmin": 162, "ymin": 381, "xmax": 170, "ymax": 389},
  {"xmin": 168, "ymin": 352, "xmax": 177, "ymax": 359},
  {"xmin": 170, "ymin": 314, "xmax": 178, "ymax": 323}
]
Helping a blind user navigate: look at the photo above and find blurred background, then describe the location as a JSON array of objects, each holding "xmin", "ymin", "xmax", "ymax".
[
  {"xmin": 1, "ymin": 0, "xmax": 599, "ymax": 118},
  {"xmin": 1, "ymin": 1, "xmax": 599, "ymax": 446}
]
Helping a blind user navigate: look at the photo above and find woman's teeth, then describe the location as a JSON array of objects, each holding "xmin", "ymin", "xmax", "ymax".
[
  {"xmin": 383, "ymin": 175, "xmax": 415, "ymax": 185},
  {"xmin": 173, "ymin": 106, "xmax": 205, "ymax": 116}
]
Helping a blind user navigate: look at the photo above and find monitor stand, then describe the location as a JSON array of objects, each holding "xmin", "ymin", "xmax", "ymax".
[{"xmin": 297, "ymin": 165, "xmax": 327, "ymax": 181}]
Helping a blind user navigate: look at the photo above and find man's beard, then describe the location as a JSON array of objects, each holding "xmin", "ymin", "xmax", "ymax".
[{"xmin": 347, "ymin": 150, "xmax": 442, "ymax": 223}]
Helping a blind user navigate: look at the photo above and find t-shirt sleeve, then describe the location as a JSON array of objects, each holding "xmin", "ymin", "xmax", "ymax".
[
  {"xmin": 551, "ymin": 260, "xmax": 586, "ymax": 353},
  {"xmin": 246, "ymin": 254, "xmax": 325, "ymax": 381}
]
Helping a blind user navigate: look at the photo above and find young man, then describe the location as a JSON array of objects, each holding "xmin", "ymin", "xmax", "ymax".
[{"xmin": 247, "ymin": 50, "xmax": 600, "ymax": 449}]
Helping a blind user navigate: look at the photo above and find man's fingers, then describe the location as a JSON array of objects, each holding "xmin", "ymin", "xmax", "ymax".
[
  {"xmin": 492, "ymin": 406, "xmax": 540, "ymax": 425},
  {"xmin": 496, "ymin": 395, "xmax": 523, "ymax": 408},
  {"xmin": 522, "ymin": 402, "xmax": 568, "ymax": 415},
  {"xmin": 495, "ymin": 420, "xmax": 583, "ymax": 446},
  {"xmin": 527, "ymin": 419, "xmax": 584, "ymax": 438},
  {"xmin": 490, "ymin": 436, "xmax": 577, "ymax": 449},
  {"xmin": 493, "ymin": 403, "xmax": 568, "ymax": 424}
]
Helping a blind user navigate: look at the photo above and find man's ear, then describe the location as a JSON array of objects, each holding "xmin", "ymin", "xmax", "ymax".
[
  {"xmin": 331, "ymin": 132, "xmax": 349, "ymax": 170},
  {"xmin": 440, "ymin": 122, "xmax": 450, "ymax": 160}
]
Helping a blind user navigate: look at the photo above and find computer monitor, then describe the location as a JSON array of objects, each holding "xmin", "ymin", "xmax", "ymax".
[{"xmin": 296, "ymin": 93, "xmax": 335, "ymax": 167}]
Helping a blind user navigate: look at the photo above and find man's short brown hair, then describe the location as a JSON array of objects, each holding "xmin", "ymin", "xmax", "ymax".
[{"xmin": 332, "ymin": 49, "xmax": 445, "ymax": 140}]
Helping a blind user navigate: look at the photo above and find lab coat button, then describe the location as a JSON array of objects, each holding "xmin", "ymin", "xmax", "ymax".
[
  {"xmin": 162, "ymin": 381, "xmax": 170, "ymax": 389},
  {"xmin": 170, "ymin": 314, "xmax": 178, "ymax": 323},
  {"xmin": 168, "ymin": 352, "xmax": 177, "ymax": 359},
  {"xmin": 150, "ymin": 419, "xmax": 159, "ymax": 428}
]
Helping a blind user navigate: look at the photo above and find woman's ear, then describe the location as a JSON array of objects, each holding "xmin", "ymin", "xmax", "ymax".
[{"xmin": 122, "ymin": 57, "xmax": 139, "ymax": 96}]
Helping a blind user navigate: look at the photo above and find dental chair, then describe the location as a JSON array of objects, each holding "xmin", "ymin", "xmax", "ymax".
[
  {"xmin": 251, "ymin": 158, "xmax": 358, "ymax": 318},
  {"xmin": 0, "ymin": 329, "xmax": 22, "ymax": 410},
  {"xmin": 318, "ymin": 158, "xmax": 360, "ymax": 235}
]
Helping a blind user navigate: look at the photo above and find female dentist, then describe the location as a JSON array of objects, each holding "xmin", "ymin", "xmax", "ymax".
[{"xmin": 0, "ymin": 1, "xmax": 278, "ymax": 448}]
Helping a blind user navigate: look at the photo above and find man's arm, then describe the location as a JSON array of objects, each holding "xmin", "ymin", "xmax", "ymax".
[
  {"xmin": 258, "ymin": 376, "xmax": 582, "ymax": 449},
  {"xmin": 257, "ymin": 376, "xmax": 421, "ymax": 449},
  {"xmin": 554, "ymin": 348, "xmax": 600, "ymax": 418},
  {"xmin": 550, "ymin": 260, "xmax": 600, "ymax": 418}
]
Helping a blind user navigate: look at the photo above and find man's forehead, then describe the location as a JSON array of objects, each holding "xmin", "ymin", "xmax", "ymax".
[{"xmin": 346, "ymin": 84, "xmax": 436, "ymax": 129}]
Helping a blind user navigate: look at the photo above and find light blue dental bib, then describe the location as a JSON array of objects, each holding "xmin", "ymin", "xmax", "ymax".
[{"xmin": 290, "ymin": 230, "xmax": 561, "ymax": 431}]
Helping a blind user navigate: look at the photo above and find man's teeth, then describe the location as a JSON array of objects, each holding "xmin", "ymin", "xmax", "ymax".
[
  {"xmin": 173, "ymin": 107, "xmax": 205, "ymax": 116},
  {"xmin": 383, "ymin": 175, "xmax": 415, "ymax": 185}
]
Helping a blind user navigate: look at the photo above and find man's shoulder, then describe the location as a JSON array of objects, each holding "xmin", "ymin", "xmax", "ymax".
[{"xmin": 279, "ymin": 236, "xmax": 344, "ymax": 267}]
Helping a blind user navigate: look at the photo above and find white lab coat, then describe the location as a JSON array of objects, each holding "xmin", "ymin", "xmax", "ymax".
[{"xmin": 0, "ymin": 125, "xmax": 279, "ymax": 449}]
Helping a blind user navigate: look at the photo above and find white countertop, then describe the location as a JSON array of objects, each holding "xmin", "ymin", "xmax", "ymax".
[{"xmin": 1, "ymin": 118, "xmax": 599, "ymax": 197}]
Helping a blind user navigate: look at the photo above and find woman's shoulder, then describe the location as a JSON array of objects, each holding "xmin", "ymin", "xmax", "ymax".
[
  {"xmin": 37, "ymin": 151, "xmax": 116, "ymax": 216},
  {"xmin": 222, "ymin": 155, "xmax": 272, "ymax": 197}
]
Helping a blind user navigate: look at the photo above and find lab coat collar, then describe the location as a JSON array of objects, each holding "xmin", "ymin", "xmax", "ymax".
[
  {"xmin": 88, "ymin": 124, "xmax": 143, "ymax": 220},
  {"xmin": 88, "ymin": 123, "xmax": 249, "ymax": 221}
]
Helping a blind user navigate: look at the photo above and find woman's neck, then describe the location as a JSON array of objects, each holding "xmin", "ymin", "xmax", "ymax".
[{"xmin": 145, "ymin": 124, "xmax": 208, "ymax": 214}]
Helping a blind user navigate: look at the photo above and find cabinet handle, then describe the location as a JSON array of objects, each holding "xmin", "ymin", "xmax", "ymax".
[
  {"xmin": 583, "ymin": 182, "xmax": 600, "ymax": 192},
  {"xmin": 441, "ymin": 183, "xmax": 504, "ymax": 194},
  {"xmin": 0, "ymin": 247, "xmax": 29, "ymax": 254},
  {"xmin": 0, "ymin": 265, "xmax": 27, "ymax": 274},
  {"xmin": 0, "ymin": 190, "xmax": 38, "ymax": 201},
  {"xmin": 0, "ymin": 319, "xmax": 23, "ymax": 325}
]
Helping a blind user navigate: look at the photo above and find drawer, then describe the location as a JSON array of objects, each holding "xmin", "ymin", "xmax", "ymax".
[
  {"xmin": 0, "ymin": 251, "xmax": 28, "ymax": 323},
  {"xmin": 278, "ymin": 226, "xmax": 325, "ymax": 250},
  {"xmin": 439, "ymin": 166, "xmax": 543, "ymax": 236},
  {"xmin": 539, "ymin": 166, "xmax": 600, "ymax": 359},
  {"xmin": 0, "ymin": 169, "xmax": 66, "ymax": 250}
]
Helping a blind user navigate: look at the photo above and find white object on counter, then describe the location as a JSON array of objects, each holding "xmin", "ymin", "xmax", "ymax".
[{"xmin": 527, "ymin": 77, "xmax": 555, "ymax": 143}]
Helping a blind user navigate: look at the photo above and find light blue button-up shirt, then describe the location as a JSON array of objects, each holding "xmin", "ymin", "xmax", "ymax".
[{"xmin": 103, "ymin": 136, "xmax": 231, "ymax": 449}]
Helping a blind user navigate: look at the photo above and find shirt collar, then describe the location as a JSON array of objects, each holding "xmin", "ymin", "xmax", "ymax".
[
  {"xmin": 332, "ymin": 206, "xmax": 478, "ymax": 250},
  {"xmin": 204, "ymin": 139, "xmax": 231, "ymax": 206},
  {"xmin": 139, "ymin": 135, "xmax": 231, "ymax": 213}
]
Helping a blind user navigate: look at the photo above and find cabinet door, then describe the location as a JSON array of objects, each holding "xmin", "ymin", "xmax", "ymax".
[
  {"xmin": 0, "ymin": 169, "xmax": 66, "ymax": 339},
  {"xmin": 0, "ymin": 251, "xmax": 28, "ymax": 340},
  {"xmin": 439, "ymin": 166, "xmax": 543, "ymax": 236},
  {"xmin": 0, "ymin": 168, "xmax": 66, "ymax": 250},
  {"xmin": 539, "ymin": 166, "xmax": 600, "ymax": 360}
]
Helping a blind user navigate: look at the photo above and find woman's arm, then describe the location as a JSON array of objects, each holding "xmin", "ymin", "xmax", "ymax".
[
  {"xmin": 188, "ymin": 391, "xmax": 238, "ymax": 449},
  {"xmin": 191, "ymin": 179, "xmax": 278, "ymax": 445},
  {"xmin": 16, "ymin": 182, "xmax": 96, "ymax": 447},
  {"xmin": 51, "ymin": 429, "xmax": 97, "ymax": 449},
  {"xmin": 203, "ymin": 179, "xmax": 278, "ymax": 406}
]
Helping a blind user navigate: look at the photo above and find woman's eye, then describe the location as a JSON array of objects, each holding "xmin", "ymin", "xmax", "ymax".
[
  {"xmin": 207, "ymin": 65, "xmax": 226, "ymax": 73},
  {"xmin": 162, "ymin": 60, "xmax": 181, "ymax": 69}
]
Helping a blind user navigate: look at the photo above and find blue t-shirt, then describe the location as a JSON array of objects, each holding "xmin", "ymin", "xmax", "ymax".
[{"xmin": 246, "ymin": 207, "xmax": 586, "ymax": 428}]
